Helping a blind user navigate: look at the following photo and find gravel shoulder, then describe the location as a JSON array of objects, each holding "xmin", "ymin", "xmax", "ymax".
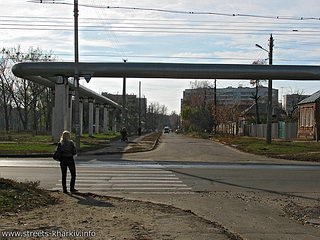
[{"xmin": 1, "ymin": 192, "xmax": 235, "ymax": 240}]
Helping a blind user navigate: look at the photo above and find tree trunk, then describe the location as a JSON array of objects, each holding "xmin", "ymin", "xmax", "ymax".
[{"xmin": 0, "ymin": 75, "xmax": 10, "ymax": 131}]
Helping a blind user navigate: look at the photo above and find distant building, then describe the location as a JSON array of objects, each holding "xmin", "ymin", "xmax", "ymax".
[
  {"xmin": 283, "ymin": 94, "xmax": 310, "ymax": 113},
  {"xmin": 101, "ymin": 93, "xmax": 147, "ymax": 131},
  {"xmin": 297, "ymin": 90, "xmax": 320, "ymax": 140},
  {"xmin": 181, "ymin": 86, "xmax": 279, "ymax": 112}
]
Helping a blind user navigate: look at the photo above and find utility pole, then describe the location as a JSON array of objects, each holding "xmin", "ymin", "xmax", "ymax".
[
  {"xmin": 266, "ymin": 34, "xmax": 274, "ymax": 145},
  {"xmin": 122, "ymin": 59, "xmax": 127, "ymax": 128},
  {"xmin": 74, "ymin": 0, "xmax": 81, "ymax": 150},
  {"xmin": 255, "ymin": 34, "xmax": 274, "ymax": 145},
  {"xmin": 214, "ymin": 79, "xmax": 217, "ymax": 115},
  {"xmin": 214, "ymin": 79, "xmax": 217, "ymax": 133},
  {"xmin": 138, "ymin": 81, "xmax": 141, "ymax": 134}
]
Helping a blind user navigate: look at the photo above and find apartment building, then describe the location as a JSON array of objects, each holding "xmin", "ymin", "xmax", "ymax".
[
  {"xmin": 283, "ymin": 94, "xmax": 310, "ymax": 113},
  {"xmin": 101, "ymin": 92, "xmax": 147, "ymax": 130},
  {"xmin": 181, "ymin": 86, "xmax": 279, "ymax": 111}
]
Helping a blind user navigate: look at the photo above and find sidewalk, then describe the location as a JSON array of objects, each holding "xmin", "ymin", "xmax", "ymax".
[{"xmin": 81, "ymin": 133, "xmax": 159, "ymax": 155}]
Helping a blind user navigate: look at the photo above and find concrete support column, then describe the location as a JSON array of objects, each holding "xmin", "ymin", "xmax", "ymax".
[
  {"xmin": 66, "ymin": 89, "xmax": 73, "ymax": 132},
  {"xmin": 79, "ymin": 98, "xmax": 83, "ymax": 136},
  {"xmin": 95, "ymin": 103, "xmax": 100, "ymax": 134},
  {"xmin": 52, "ymin": 77, "xmax": 68, "ymax": 142},
  {"xmin": 88, "ymin": 98, "xmax": 94, "ymax": 136},
  {"xmin": 113, "ymin": 110, "xmax": 117, "ymax": 132},
  {"xmin": 103, "ymin": 105, "xmax": 109, "ymax": 134}
]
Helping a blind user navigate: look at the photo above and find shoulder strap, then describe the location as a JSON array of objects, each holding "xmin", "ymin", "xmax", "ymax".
[{"xmin": 57, "ymin": 142, "xmax": 62, "ymax": 150}]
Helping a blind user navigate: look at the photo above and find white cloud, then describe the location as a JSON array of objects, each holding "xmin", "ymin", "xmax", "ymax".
[{"xmin": 2, "ymin": 0, "xmax": 320, "ymax": 113}]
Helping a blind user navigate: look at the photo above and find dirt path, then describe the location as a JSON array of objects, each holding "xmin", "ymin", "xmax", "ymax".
[{"xmin": 0, "ymin": 192, "xmax": 237, "ymax": 240}]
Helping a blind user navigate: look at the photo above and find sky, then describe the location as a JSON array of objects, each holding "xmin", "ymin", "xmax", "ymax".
[{"xmin": 1, "ymin": 0, "xmax": 320, "ymax": 113}]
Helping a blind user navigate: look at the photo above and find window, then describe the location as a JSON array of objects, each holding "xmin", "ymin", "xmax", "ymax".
[
  {"xmin": 309, "ymin": 109, "xmax": 313, "ymax": 126},
  {"xmin": 300, "ymin": 109, "xmax": 305, "ymax": 126},
  {"xmin": 306, "ymin": 109, "xmax": 310, "ymax": 127}
]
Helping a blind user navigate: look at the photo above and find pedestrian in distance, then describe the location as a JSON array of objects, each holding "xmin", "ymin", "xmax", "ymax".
[
  {"xmin": 120, "ymin": 127, "xmax": 128, "ymax": 142},
  {"xmin": 57, "ymin": 130, "xmax": 78, "ymax": 194}
]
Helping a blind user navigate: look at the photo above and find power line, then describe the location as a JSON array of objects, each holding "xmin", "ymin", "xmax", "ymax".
[
  {"xmin": 8, "ymin": 51, "xmax": 320, "ymax": 62},
  {"xmin": 1, "ymin": 15, "xmax": 320, "ymax": 25},
  {"xmin": 1, "ymin": 22, "xmax": 320, "ymax": 32},
  {"xmin": 2, "ymin": 26, "xmax": 320, "ymax": 36},
  {"xmin": 2, "ymin": 19, "xmax": 320, "ymax": 28},
  {"xmin": 28, "ymin": 1, "xmax": 320, "ymax": 21}
]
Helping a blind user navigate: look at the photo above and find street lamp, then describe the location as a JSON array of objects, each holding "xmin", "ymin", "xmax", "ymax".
[
  {"xmin": 255, "ymin": 34, "xmax": 274, "ymax": 145},
  {"xmin": 74, "ymin": 0, "xmax": 81, "ymax": 150},
  {"xmin": 255, "ymin": 44, "xmax": 268, "ymax": 52},
  {"xmin": 122, "ymin": 59, "xmax": 127, "ymax": 128}
]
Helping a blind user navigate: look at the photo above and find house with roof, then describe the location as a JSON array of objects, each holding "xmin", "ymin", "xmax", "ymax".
[{"xmin": 297, "ymin": 90, "xmax": 320, "ymax": 140}]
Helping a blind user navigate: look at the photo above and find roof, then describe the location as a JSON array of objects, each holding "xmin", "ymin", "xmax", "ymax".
[
  {"xmin": 241, "ymin": 102, "xmax": 268, "ymax": 116},
  {"xmin": 298, "ymin": 90, "xmax": 320, "ymax": 105}
]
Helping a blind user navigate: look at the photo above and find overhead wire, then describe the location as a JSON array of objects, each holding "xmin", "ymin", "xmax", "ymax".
[
  {"xmin": 2, "ymin": 3, "xmax": 318, "ymax": 64},
  {"xmin": 8, "ymin": 51, "xmax": 319, "ymax": 63},
  {"xmin": 2, "ymin": 15, "xmax": 320, "ymax": 25},
  {"xmin": 94, "ymin": 0, "xmax": 127, "ymax": 60},
  {"xmin": 1, "ymin": 22, "xmax": 320, "ymax": 32},
  {"xmin": 2, "ymin": 26, "xmax": 320, "ymax": 36},
  {"xmin": 27, "ymin": 1, "xmax": 320, "ymax": 21}
]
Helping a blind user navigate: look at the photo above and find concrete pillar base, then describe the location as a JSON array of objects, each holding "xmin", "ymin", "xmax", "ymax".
[
  {"xmin": 52, "ymin": 77, "xmax": 69, "ymax": 142},
  {"xmin": 88, "ymin": 98, "xmax": 94, "ymax": 136}
]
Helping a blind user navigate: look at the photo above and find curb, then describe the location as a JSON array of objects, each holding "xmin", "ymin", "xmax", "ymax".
[
  {"xmin": 0, "ymin": 153, "xmax": 52, "ymax": 158},
  {"xmin": 0, "ymin": 133, "xmax": 162, "ymax": 158},
  {"xmin": 92, "ymin": 132, "xmax": 162, "ymax": 155},
  {"xmin": 148, "ymin": 132, "xmax": 162, "ymax": 151}
]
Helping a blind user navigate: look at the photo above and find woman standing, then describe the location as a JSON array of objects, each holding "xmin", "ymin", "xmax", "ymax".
[{"xmin": 57, "ymin": 131, "xmax": 77, "ymax": 194}]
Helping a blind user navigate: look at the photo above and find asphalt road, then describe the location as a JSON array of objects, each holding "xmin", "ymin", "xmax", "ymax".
[{"xmin": 1, "ymin": 133, "xmax": 320, "ymax": 239}]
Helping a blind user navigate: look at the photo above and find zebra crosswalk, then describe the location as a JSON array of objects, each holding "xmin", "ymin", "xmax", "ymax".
[{"xmin": 52, "ymin": 168, "xmax": 193, "ymax": 194}]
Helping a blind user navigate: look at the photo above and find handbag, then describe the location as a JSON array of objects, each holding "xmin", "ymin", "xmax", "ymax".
[{"xmin": 53, "ymin": 143, "xmax": 62, "ymax": 162}]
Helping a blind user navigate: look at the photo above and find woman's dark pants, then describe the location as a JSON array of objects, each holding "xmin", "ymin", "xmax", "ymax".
[{"xmin": 60, "ymin": 157, "xmax": 76, "ymax": 191}]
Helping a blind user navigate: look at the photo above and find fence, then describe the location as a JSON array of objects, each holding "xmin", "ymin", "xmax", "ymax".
[
  {"xmin": 244, "ymin": 122, "xmax": 297, "ymax": 139},
  {"xmin": 218, "ymin": 121, "xmax": 297, "ymax": 139}
]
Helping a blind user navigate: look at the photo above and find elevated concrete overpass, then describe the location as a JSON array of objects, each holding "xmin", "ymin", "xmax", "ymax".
[
  {"xmin": 12, "ymin": 62, "xmax": 320, "ymax": 141},
  {"xmin": 13, "ymin": 64, "xmax": 123, "ymax": 141}
]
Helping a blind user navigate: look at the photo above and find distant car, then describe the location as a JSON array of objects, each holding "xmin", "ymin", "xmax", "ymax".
[{"xmin": 163, "ymin": 127, "xmax": 170, "ymax": 133}]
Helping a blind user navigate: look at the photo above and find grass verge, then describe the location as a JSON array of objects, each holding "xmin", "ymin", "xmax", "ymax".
[
  {"xmin": 0, "ymin": 131, "xmax": 121, "ymax": 155},
  {"xmin": 124, "ymin": 132, "xmax": 162, "ymax": 153},
  {"xmin": 215, "ymin": 136, "xmax": 320, "ymax": 162},
  {"xmin": 141, "ymin": 132, "xmax": 162, "ymax": 142},
  {"xmin": 0, "ymin": 178, "xmax": 58, "ymax": 214}
]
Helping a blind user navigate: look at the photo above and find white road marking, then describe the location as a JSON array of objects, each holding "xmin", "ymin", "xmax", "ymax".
[
  {"xmin": 77, "ymin": 170, "xmax": 173, "ymax": 173},
  {"xmin": 61, "ymin": 179, "xmax": 183, "ymax": 183},
  {"xmin": 67, "ymin": 175, "xmax": 179, "ymax": 180},
  {"xmin": 57, "ymin": 184, "xmax": 188, "ymax": 187},
  {"xmin": 54, "ymin": 167, "xmax": 192, "ymax": 193},
  {"xmin": 75, "ymin": 187, "xmax": 192, "ymax": 190},
  {"xmin": 68, "ymin": 174, "xmax": 176, "ymax": 177}
]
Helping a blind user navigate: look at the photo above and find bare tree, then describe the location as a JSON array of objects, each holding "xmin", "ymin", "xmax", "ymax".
[
  {"xmin": 1, "ymin": 46, "xmax": 55, "ymax": 131},
  {"xmin": 146, "ymin": 102, "xmax": 169, "ymax": 130},
  {"xmin": 181, "ymin": 80, "xmax": 214, "ymax": 132},
  {"xmin": 250, "ymin": 59, "xmax": 267, "ymax": 124},
  {"xmin": 285, "ymin": 89, "xmax": 306, "ymax": 121},
  {"xmin": 0, "ymin": 50, "xmax": 13, "ymax": 131}
]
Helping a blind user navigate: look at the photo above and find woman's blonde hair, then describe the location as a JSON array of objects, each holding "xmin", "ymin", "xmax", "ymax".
[{"xmin": 60, "ymin": 130, "xmax": 71, "ymax": 143}]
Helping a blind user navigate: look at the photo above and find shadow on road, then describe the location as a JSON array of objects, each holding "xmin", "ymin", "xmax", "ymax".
[
  {"xmin": 68, "ymin": 192, "xmax": 115, "ymax": 208},
  {"xmin": 171, "ymin": 169, "xmax": 320, "ymax": 202}
]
